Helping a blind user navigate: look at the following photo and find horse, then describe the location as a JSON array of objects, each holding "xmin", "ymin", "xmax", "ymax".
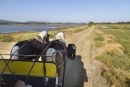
[
  {"xmin": 41, "ymin": 31, "xmax": 66, "ymax": 86},
  {"xmin": 10, "ymin": 31, "xmax": 50, "ymax": 61}
]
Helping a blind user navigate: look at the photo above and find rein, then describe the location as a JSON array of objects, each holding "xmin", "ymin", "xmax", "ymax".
[{"xmin": 40, "ymin": 40, "xmax": 54, "ymax": 54}]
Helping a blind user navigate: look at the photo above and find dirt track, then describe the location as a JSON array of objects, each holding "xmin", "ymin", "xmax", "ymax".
[
  {"xmin": 64, "ymin": 26, "xmax": 94, "ymax": 87},
  {"xmin": 0, "ymin": 26, "xmax": 108, "ymax": 87},
  {"xmin": 64, "ymin": 26, "xmax": 108, "ymax": 87}
]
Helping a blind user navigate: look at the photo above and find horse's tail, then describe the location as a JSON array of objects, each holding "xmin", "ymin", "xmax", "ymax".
[
  {"xmin": 10, "ymin": 46, "xmax": 19, "ymax": 59},
  {"xmin": 46, "ymin": 48, "xmax": 56, "ymax": 62}
]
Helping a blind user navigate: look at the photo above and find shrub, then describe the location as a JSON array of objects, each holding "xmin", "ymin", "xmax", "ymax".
[
  {"xmin": 103, "ymin": 68, "xmax": 130, "ymax": 87},
  {"xmin": 97, "ymin": 50, "xmax": 130, "ymax": 87},
  {"xmin": 1, "ymin": 35, "xmax": 14, "ymax": 42},
  {"xmin": 95, "ymin": 41, "xmax": 105, "ymax": 47},
  {"xmin": 118, "ymin": 46, "xmax": 124, "ymax": 51},
  {"xmin": 97, "ymin": 50, "xmax": 130, "ymax": 72},
  {"xmin": 94, "ymin": 35, "xmax": 105, "ymax": 42}
]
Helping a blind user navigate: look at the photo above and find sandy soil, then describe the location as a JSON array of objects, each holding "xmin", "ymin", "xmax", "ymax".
[
  {"xmin": 64, "ymin": 26, "xmax": 108, "ymax": 87},
  {"xmin": 0, "ymin": 26, "xmax": 109, "ymax": 87}
]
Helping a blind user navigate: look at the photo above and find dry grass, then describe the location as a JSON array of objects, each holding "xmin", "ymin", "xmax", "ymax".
[{"xmin": 93, "ymin": 25, "xmax": 130, "ymax": 87}]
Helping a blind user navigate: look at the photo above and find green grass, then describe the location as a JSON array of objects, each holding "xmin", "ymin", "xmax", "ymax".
[
  {"xmin": 102, "ymin": 24, "xmax": 130, "ymax": 30},
  {"xmin": 95, "ymin": 24, "xmax": 130, "ymax": 87},
  {"xmin": 95, "ymin": 41, "xmax": 105, "ymax": 47},
  {"xmin": 97, "ymin": 50, "xmax": 130, "ymax": 71},
  {"xmin": 97, "ymin": 50, "xmax": 130, "ymax": 87},
  {"xmin": 103, "ymin": 67, "xmax": 130, "ymax": 87},
  {"xmin": 0, "ymin": 35, "xmax": 14, "ymax": 42},
  {"xmin": 0, "ymin": 32, "xmax": 39, "ymax": 42},
  {"xmin": 103, "ymin": 29, "xmax": 130, "ymax": 57},
  {"xmin": 94, "ymin": 35, "xmax": 105, "ymax": 42},
  {"xmin": 94, "ymin": 33, "xmax": 105, "ymax": 47}
]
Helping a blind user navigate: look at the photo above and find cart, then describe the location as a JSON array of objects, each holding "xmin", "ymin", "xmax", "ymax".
[{"xmin": 0, "ymin": 44, "xmax": 76, "ymax": 87}]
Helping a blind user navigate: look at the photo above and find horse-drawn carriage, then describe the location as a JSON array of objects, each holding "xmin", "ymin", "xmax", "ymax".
[{"xmin": 0, "ymin": 31, "xmax": 76, "ymax": 87}]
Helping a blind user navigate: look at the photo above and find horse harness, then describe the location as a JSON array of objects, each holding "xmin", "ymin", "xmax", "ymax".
[{"xmin": 34, "ymin": 35, "xmax": 44, "ymax": 43}]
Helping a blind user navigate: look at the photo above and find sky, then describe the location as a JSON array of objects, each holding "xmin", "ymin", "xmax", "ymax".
[{"xmin": 0, "ymin": 0, "xmax": 130, "ymax": 23}]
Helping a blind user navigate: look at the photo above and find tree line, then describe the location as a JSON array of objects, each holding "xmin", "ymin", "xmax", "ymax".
[{"xmin": 0, "ymin": 21, "xmax": 130, "ymax": 25}]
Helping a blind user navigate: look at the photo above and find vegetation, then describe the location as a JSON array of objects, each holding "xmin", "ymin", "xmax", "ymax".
[
  {"xmin": 103, "ymin": 29, "xmax": 130, "ymax": 57},
  {"xmin": 1, "ymin": 35, "xmax": 14, "ymax": 42},
  {"xmin": 0, "ymin": 25, "xmax": 89, "ymax": 42},
  {"xmin": 0, "ymin": 20, "xmax": 87, "ymax": 25},
  {"xmin": 94, "ymin": 35, "xmax": 104, "ymax": 42},
  {"xmin": 93, "ymin": 27, "xmax": 105, "ymax": 47},
  {"xmin": 94, "ymin": 35, "xmax": 105, "ymax": 47},
  {"xmin": 102, "ymin": 24, "xmax": 130, "ymax": 30},
  {"xmin": 97, "ymin": 51, "xmax": 130, "ymax": 87},
  {"xmin": 95, "ymin": 24, "xmax": 130, "ymax": 87},
  {"xmin": 95, "ymin": 41, "xmax": 105, "ymax": 47},
  {"xmin": 97, "ymin": 50, "xmax": 130, "ymax": 72},
  {"xmin": 88, "ymin": 21, "xmax": 94, "ymax": 26},
  {"xmin": 95, "ymin": 21, "xmax": 130, "ymax": 25},
  {"xmin": 0, "ymin": 32, "xmax": 39, "ymax": 42}
]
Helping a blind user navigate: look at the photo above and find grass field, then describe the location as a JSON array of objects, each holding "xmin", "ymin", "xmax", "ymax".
[
  {"xmin": 103, "ymin": 29, "xmax": 130, "ymax": 57},
  {"xmin": 97, "ymin": 50, "xmax": 130, "ymax": 87},
  {"xmin": 95, "ymin": 24, "xmax": 130, "ymax": 87},
  {"xmin": 101, "ymin": 24, "xmax": 130, "ymax": 30}
]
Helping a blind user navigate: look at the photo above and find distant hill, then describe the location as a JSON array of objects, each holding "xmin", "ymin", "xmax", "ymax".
[
  {"xmin": 0, "ymin": 20, "xmax": 14, "ymax": 23},
  {"xmin": 0, "ymin": 20, "xmax": 51, "ymax": 24},
  {"xmin": 25, "ymin": 21, "xmax": 51, "ymax": 23},
  {"xmin": 0, "ymin": 19, "xmax": 84, "ymax": 24},
  {"xmin": 26, "ymin": 21, "xmax": 46, "ymax": 23}
]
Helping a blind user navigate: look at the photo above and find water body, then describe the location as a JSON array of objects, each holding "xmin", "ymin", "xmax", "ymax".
[{"xmin": 0, "ymin": 25, "xmax": 56, "ymax": 33}]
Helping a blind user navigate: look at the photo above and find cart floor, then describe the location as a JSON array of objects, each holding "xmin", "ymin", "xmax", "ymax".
[{"xmin": 1, "ymin": 74, "xmax": 56, "ymax": 87}]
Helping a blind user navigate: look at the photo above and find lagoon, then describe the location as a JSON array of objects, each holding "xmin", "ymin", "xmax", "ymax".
[{"xmin": 0, "ymin": 25, "xmax": 56, "ymax": 33}]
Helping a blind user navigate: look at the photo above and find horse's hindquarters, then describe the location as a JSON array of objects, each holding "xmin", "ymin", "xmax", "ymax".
[
  {"xmin": 11, "ymin": 46, "xmax": 19, "ymax": 59},
  {"xmin": 46, "ymin": 48, "xmax": 56, "ymax": 62}
]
